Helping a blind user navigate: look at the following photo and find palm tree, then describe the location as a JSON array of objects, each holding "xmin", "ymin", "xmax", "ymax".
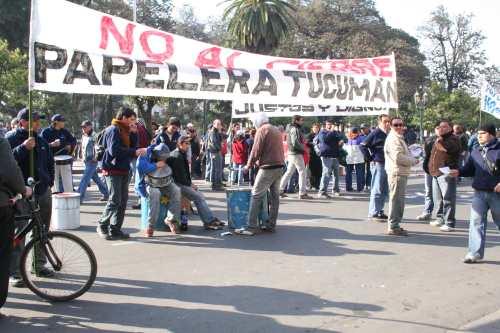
[{"xmin": 222, "ymin": 0, "xmax": 296, "ymax": 53}]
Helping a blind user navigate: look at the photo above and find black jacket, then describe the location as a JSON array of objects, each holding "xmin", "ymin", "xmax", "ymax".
[
  {"xmin": 41, "ymin": 126, "xmax": 76, "ymax": 156},
  {"xmin": 166, "ymin": 149, "xmax": 191, "ymax": 186},
  {"xmin": 459, "ymin": 139, "xmax": 500, "ymax": 192},
  {"xmin": 154, "ymin": 131, "xmax": 180, "ymax": 152},
  {"xmin": 6, "ymin": 128, "xmax": 55, "ymax": 195},
  {"xmin": 0, "ymin": 138, "xmax": 26, "ymax": 207}
]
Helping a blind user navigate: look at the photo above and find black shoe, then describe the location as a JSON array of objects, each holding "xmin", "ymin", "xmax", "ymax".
[
  {"xmin": 31, "ymin": 267, "xmax": 55, "ymax": 278},
  {"xmin": 180, "ymin": 223, "xmax": 188, "ymax": 232},
  {"xmin": 108, "ymin": 230, "xmax": 130, "ymax": 240},
  {"xmin": 99, "ymin": 197, "xmax": 108, "ymax": 202},
  {"xmin": 378, "ymin": 213, "xmax": 388, "ymax": 219},
  {"xmin": 9, "ymin": 276, "xmax": 26, "ymax": 288},
  {"xmin": 97, "ymin": 226, "xmax": 111, "ymax": 240},
  {"xmin": 132, "ymin": 203, "xmax": 141, "ymax": 209}
]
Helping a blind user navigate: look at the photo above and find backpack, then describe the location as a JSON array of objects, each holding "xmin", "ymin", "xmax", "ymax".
[
  {"xmin": 94, "ymin": 128, "xmax": 107, "ymax": 161},
  {"xmin": 313, "ymin": 133, "xmax": 322, "ymax": 157}
]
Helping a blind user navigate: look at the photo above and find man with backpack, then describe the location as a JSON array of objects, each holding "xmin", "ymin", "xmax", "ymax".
[
  {"xmin": 77, "ymin": 120, "xmax": 109, "ymax": 203},
  {"xmin": 97, "ymin": 107, "xmax": 147, "ymax": 241},
  {"xmin": 280, "ymin": 115, "xmax": 311, "ymax": 199}
]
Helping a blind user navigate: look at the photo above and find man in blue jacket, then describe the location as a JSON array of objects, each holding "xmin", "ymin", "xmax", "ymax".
[
  {"xmin": 6, "ymin": 108, "xmax": 55, "ymax": 286},
  {"xmin": 41, "ymin": 114, "xmax": 76, "ymax": 192},
  {"xmin": 97, "ymin": 107, "xmax": 147, "ymax": 240},
  {"xmin": 450, "ymin": 124, "xmax": 500, "ymax": 263},
  {"xmin": 360, "ymin": 114, "xmax": 391, "ymax": 221},
  {"xmin": 317, "ymin": 119, "xmax": 344, "ymax": 199}
]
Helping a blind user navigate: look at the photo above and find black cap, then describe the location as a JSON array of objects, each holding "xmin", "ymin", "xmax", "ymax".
[
  {"xmin": 360, "ymin": 123, "xmax": 368, "ymax": 129},
  {"xmin": 16, "ymin": 108, "xmax": 44, "ymax": 121},
  {"xmin": 478, "ymin": 123, "xmax": 496, "ymax": 136},
  {"xmin": 51, "ymin": 114, "xmax": 65, "ymax": 122},
  {"xmin": 81, "ymin": 120, "xmax": 92, "ymax": 128}
]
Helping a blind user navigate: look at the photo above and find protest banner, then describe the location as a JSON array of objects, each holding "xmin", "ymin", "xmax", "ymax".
[
  {"xmin": 232, "ymin": 101, "xmax": 388, "ymax": 118},
  {"xmin": 481, "ymin": 81, "xmax": 500, "ymax": 119},
  {"xmin": 29, "ymin": 0, "xmax": 398, "ymax": 109}
]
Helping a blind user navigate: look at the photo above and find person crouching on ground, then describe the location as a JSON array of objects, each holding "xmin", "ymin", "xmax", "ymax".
[
  {"xmin": 235, "ymin": 113, "xmax": 285, "ymax": 236},
  {"xmin": 449, "ymin": 124, "xmax": 500, "ymax": 263},
  {"xmin": 384, "ymin": 117, "xmax": 419, "ymax": 236},
  {"xmin": 166, "ymin": 135, "xmax": 225, "ymax": 231},
  {"xmin": 136, "ymin": 143, "xmax": 182, "ymax": 237}
]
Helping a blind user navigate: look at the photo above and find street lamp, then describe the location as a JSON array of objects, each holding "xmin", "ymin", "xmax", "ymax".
[{"xmin": 414, "ymin": 87, "xmax": 428, "ymax": 144}]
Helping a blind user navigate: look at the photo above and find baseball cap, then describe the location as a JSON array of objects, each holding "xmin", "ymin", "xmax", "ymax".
[
  {"xmin": 16, "ymin": 108, "xmax": 44, "ymax": 121},
  {"xmin": 51, "ymin": 114, "xmax": 65, "ymax": 122},
  {"xmin": 360, "ymin": 123, "xmax": 368, "ymax": 129}
]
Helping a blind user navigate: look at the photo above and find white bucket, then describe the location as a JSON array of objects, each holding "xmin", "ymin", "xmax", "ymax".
[{"xmin": 51, "ymin": 192, "xmax": 80, "ymax": 230}]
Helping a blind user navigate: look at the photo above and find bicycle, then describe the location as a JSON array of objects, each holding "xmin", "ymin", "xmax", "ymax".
[{"xmin": 13, "ymin": 177, "xmax": 97, "ymax": 302}]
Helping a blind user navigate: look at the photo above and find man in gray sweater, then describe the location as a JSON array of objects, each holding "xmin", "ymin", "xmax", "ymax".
[{"xmin": 0, "ymin": 137, "xmax": 31, "ymax": 316}]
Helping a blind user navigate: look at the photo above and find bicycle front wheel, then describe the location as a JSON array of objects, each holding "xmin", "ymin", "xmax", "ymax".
[{"xmin": 20, "ymin": 231, "xmax": 97, "ymax": 302}]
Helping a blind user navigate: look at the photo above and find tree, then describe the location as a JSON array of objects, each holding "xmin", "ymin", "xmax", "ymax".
[
  {"xmin": 0, "ymin": 39, "xmax": 28, "ymax": 116},
  {"xmin": 419, "ymin": 6, "xmax": 486, "ymax": 93},
  {"xmin": 0, "ymin": 0, "xmax": 30, "ymax": 51},
  {"xmin": 222, "ymin": 0, "xmax": 296, "ymax": 53}
]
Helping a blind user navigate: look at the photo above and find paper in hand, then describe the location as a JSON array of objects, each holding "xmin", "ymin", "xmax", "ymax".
[{"xmin": 439, "ymin": 167, "xmax": 451, "ymax": 175}]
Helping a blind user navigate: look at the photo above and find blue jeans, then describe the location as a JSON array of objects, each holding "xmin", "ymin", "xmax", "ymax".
[
  {"xmin": 365, "ymin": 161, "xmax": 372, "ymax": 189},
  {"xmin": 319, "ymin": 157, "xmax": 340, "ymax": 193},
  {"xmin": 432, "ymin": 175, "xmax": 457, "ymax": 227},
  {"xmin": 345, "ymin": 163, "xmax": 365, "ymax": 191},
  {"xmin": 205, "ymin": 151, "xmax": 212, "ymax": 181},
  {"xmin": 78, "ymin": 161, "xmax": 109, "ymax": 202},
  {"xmin": 179, "ymin": 184, "xmax": 216, "ymax": 225},
  {"xmin": 467, "ymin": 191, "xmax": 500, "ymax": 258},
  {"xmin": 231, "ymin": 163, "xmax": 244, "ymax": 184},
  {"xmin": 209, "ymin": 152, "xmax": 223, "ymax": 186},
  {"xmin": 368, "ymin": 162, "xmax": 388, "ymax": 216}
]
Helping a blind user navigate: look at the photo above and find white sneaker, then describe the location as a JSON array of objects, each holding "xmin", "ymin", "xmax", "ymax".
[
  {"xmin": 440, "ymin": 225, "xmax": 455, "ymax": 232},
  {"xmin": 429, "ymin": 220, "xmax": 444, "ymax": 227},
  {"xmin": 463, "ymin": 254, "xmax": 482, "ymax": 264},
  {"xmin": 416, "ymin": 213, "xmax": 431, "ymax": 221},
  {"xmin": 332, "ymin": 191, "xmax": 341, "ymax": 197}
]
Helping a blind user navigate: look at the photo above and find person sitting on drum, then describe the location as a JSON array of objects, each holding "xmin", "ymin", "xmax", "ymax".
[
  {"xmin": 136, "ymin": 143, "xmax": 182, "ymax": 237},
  {"xmin": 166, "ymin": 135, "xmax": 225, "ymax": 230},
  {"xmin": 41, "ymin": 114, "xmax": 77, "ymax": 192}
]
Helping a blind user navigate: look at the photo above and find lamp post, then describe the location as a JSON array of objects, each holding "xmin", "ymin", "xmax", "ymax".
[{"xmin": 414, "ymin": 87, "xmax": 428, "ymax": 144}]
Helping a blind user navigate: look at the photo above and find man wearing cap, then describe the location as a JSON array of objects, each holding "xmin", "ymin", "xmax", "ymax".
[
  {"xmin": 450, "ymin": 124, "xmax": 500, "ymax": 263},
  {"xmin": 77, "ymin": 120, "xmax": 109, "ymax": 203},
  {"xmin": 41, "ymin": 114, "xmax": 77, "ymax": 192},
  {"xmin": 167, "ymin": 136, "xmax": 225, "ymax": 231},
  {"xmin": 136, "ymin": 143, "xmax": 182, "ymax": 237},
  {"xmin": 6, "ymin": 108, "xmax": 55, "ymax": 286}
]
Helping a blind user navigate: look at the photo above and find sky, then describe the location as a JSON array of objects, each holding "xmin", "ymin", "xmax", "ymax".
[{"xmin": 171, "ymin": 0, "xmax": 499, "ymax": 66}]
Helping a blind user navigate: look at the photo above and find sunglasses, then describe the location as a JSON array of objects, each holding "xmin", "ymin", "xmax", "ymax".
[{"xmin": 392, "ymin": 123, "xmax": 404, "ymax": 127}]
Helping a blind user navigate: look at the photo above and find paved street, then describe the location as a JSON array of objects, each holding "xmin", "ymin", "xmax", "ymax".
[{"xmin": 1, "ymin": 168, "xmax": 500, "ymax": 333}]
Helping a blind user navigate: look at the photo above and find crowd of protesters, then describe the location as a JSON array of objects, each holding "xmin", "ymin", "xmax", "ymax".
[{"xmin": 1, "ymin": 105, "xmax": 499, "ymax": 317}]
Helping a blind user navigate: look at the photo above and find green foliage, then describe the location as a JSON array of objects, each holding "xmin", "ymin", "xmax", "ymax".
[
  {"xmin": 0, "ymin": 39, "xmax": 28, "ymax": 114},
  {"xmin": 222, "ymin": 0, "xmax": 296, "ymax": 53}
]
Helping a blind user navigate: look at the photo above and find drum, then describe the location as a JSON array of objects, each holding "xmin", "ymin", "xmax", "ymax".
[
  {"xmin": 225, "ymin": 188, "xmax": 269, "ymax": 229},
  {"xmin": 51, "ymin": 192, "xmax": 80, "ymax": 230},
  {"xmin": 54, "ymin": 155, "xmax": 73, "ymax": 165}
]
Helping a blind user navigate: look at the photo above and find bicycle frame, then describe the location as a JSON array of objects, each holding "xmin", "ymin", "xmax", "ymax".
[{"xmin": 13, "ymin": 181, "xmax": 63, "ymax": 272}]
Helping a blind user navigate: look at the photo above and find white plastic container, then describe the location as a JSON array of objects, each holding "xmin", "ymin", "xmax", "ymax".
[{"xmin": 51, "ymin": 193, "xmax": 80, "ymax": 230}]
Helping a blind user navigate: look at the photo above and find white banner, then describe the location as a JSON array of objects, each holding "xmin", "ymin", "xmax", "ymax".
[
  {"xmin": 481, "ymin": 81, "xmax": 500, "ymax": 119},
  {"xmin": 232, "ymin": 101, "xmax": 387, "ymax": 118},
  {"xmin": 29, "ymin": 0, "xmax": 398, "ymax": 108}
]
